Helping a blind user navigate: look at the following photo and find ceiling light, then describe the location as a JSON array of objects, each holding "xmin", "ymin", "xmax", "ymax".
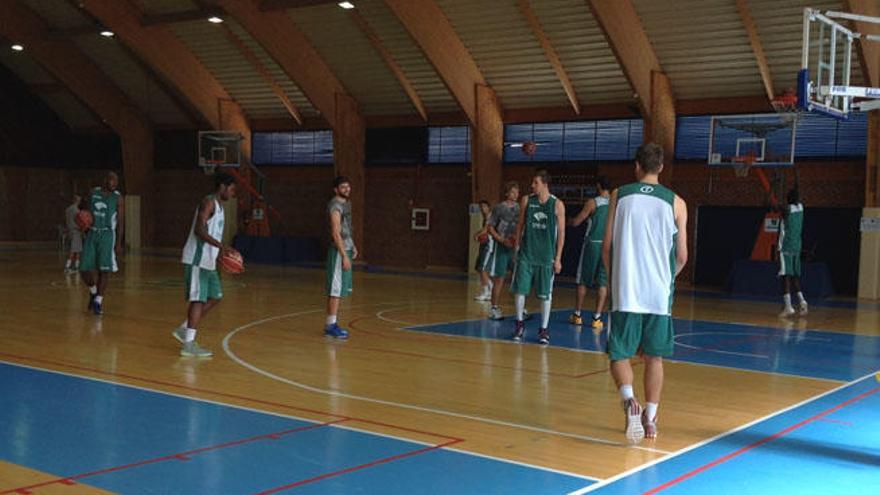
[
  {"xmin": 11, "ymin": 44, "xmax": 23, "ymax": 52},
  {"xmin": 99, "ymin": 30, "xmax": 114, "ymax": 38},
  {"xmin": 207, "ymin": 16, "xmax": 223, "ymax": 24},
  {"xmin": 338, "ymin": 2, "xmax": 355, "ymax": 9}
]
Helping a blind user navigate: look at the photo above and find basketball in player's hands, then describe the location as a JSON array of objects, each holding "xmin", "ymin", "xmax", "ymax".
[
  {"xmin": 75, "ymin": 210, "xmax": 93, "ymax": 231},
  {"xmin": 477, "ymin": 233, "xmax": 489, "ymax": 244},
  {"xmin": 219, "ymin": 248, "xmax": 245, "ymax": 274}
]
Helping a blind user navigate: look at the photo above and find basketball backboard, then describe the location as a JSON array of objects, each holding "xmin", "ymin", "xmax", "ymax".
[
  {"xmin": 198, "ymin": 131, "xmax": 242, "ymax": 172},
  {"xmin": 799, "ymin": 8, "xmax": 880, "ymax": 119},
  {"xmin": 708, "ymin": 114, "xmax": 797, "ymax": 168}
]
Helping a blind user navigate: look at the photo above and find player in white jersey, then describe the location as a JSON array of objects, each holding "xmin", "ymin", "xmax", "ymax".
[
  {"xmin": 602, "ymin": 143, "xmax": 688, "ymax": 443},
  {"xmin": 172, "ymin": 173, "xmax": 236, "ymax": 357}
]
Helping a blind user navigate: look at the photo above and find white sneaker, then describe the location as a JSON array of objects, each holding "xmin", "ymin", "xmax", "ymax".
[
  {"xmin": 779, "ymin": 306, "xmax": 796, "ymax": 318},
  {"xmin": 172, "ymin": 326, "xmax": 187, "ymax": 343},
  {"xmin": 474, "ymin": 289, "xmax": 491, "ymax": 301},
  {"xmin": 623, "ymin": 398, "xmax": 645, "ymax": 445},
  {"xmin": 181, "ymin": 341, "xmax": 213, "ymax": 358},
  {"xmin": 798, "ymin": 302, "xmax": 809, "ymax": 316},
  {"xmin": 489, "ymin": 306, "xmax": 504, "ymax": 320}
]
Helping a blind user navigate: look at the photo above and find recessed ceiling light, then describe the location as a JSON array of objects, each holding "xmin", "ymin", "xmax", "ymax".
[
  {"xmin": 207, "ymin": 16, "xmax": 223, "ymax": 24},
  {"xmin": 99, "ymin": 30, "xmax": 114, "ymax": 38},
  {"xmin": 11, "ymin": 44, "xmax": 23, "ymax": 52},
  {"xmin": 338, "ymin": 2, "xmax": 355, "ymax": 9}
]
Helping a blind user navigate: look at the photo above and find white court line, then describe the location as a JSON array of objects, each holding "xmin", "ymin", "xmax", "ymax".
[
  {"xmin": 222, "ymin": 305, "xmax": 670, "ymax": 456},
  {"xmin": 0, "ymin": 353, "xmax": 598, "ymax": 484},
  {"xmin": 562, "ymin": 370, "xmax": 880, "ymax": 495}
]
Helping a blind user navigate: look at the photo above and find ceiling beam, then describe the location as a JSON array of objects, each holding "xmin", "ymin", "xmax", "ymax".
[
  {"xmin": 348, "ymin": 8, "xmax": 427, "ymax": 122},
  {"xmin": 735, "ymin": 0, "xmax": 775, "ymax": 103},
  {"xmin": 586, "ymin": 0, "xmax": 666, "ymax": 119},
  {"xmin": 517, "ymin": 0, "xmax": 580, "ymax": 115},
  {"xmin": 27, "ymin": 82, "xmax": 69, "ymax": 94},
  {"xmin": 846, "ymin": 0, "xmax": 880, "ymax": 87},
  {"xmin": 77, "ymin": 0, "xmax": 250, "ymax": 137},
  {"xmin": 219, "ymin": 22, "xmax": 303, "ymax": 125},
  {"xmin": 384, "ymin": 0, "xmax": 488, "ymax": 126},
  {"xmin": 140, "ymin": 8, "xmax": 224, "ymax": 26},
  {"xmin": 260, "ymin": 0, "xmax": 338, "ymax": 11},
  {"xmin": 216, "ymin": 0, "xmax": 354, "ymax": 129}
]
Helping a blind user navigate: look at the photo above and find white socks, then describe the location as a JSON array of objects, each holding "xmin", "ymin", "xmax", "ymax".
[
  {"xmin": 796, "ymin": 292, "xmax": 806, "ymax": 305},
  {"xmin": 95, "ymin": 295, "xmax": 103, "ymax": 304},
  {"xmin": 515, "ymin": 294, "xmax": 526, "ymax": 321},
  {"xmin": 89, "ymin": 286, "xmax": 97, "ymax": 295},
  {"xmin": 184, "ymin": 328, "xmax": 196, "ymax": 343},
  {"xmin": 540, "ymin": 299, "xmax": 552, "ymax": 328},
  {"xmin": 646, "ymin": 402, "xmax": 659, "ymax": 421},
  {"xmin": 782, "ymin": 293, "xmax": 792, "ymax": 309},
  {"xmin": 574, "ymin": 310, "xmax": 581, "ymax": 316},
  {"xmin": 619, "ymin": 384, "xmax": 634, "ymax": 401},
  {"xmin": 327, "ymin": 315, "xmax": 337, "ymax": 326}
]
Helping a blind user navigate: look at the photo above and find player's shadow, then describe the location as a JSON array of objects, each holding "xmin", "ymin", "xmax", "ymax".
[{"xmin": 716, "ymin": 429, "xmax": 880, "ymax": 466}]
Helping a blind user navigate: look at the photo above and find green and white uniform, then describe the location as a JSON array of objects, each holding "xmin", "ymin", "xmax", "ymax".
[
  {"xmin": 607, "ymin": 183, "xmax": 678, "ymax": 360},
  {"xmin": 778, "ymin": 203, "xmax": 804, "ymax": 277},
  {"xmin": 511, "ymin": 194, "xmax": 558, "ymax": 299},
  {"xmin": 181, "ymin": 195, "xmax": 225, "ymax": 303},
  {"xmin": 488, "ymin": 200, "xmax": 520, "ymax": 278},
  {"xmin": 327, "ymin": 197, "xmax": 354, "ymax": 298},
  {"xmin": 80, "ymin": 187, "xmax": 120, "ymax": 273},
  {"xmin": 576, "ymin": 195, "xmax": 609, "ymax": 288},
  {"xmin": 475, "ymin": 214, "xmax": 495, "ymax": 273}
]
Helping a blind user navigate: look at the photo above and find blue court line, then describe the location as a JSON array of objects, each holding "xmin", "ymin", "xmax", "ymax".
[
  {"xmin": 568, "ymin": 372, "xmax": 880, "ymax": 495},
  {"xmin": 0, "ymin": 361, "xmax": 593, "ymax": 494},
  {"xmin": 407, "ymin": 311, "xmax": 880, "ymax": 382}
]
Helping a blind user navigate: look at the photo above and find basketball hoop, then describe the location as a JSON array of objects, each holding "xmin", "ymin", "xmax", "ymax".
[
  {"xmin": 202, "ymin": 160, "xmax": 222, "ymax": 176},
  {"xmin": 771, "ymin": 91, "xmax": 799, "ymax": 122},
  {"xmin": 731, "ymin": 154, "xmax": 757, "ymax": 178}
]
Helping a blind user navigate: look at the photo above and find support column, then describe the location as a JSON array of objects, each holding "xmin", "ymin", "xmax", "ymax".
[
  {"xmin": 647, "ymin": 71, "xmax": 676, "ymax": 181},
  {"xmin": 333, "ymin": 93, "xmax": 366, "ymax": 256},
  {"xmin": 120, "ymin": 127, "xmax": 154, "ymax": 248},
  {"xmin": 471, "ymin": 84, "xmax": 503, "ymax": 203},
  {"xmin": 859, "ymin": 111, "xmax": 880, "ymax": 299}
]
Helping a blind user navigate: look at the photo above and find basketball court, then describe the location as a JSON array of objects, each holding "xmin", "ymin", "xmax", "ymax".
[{"xmin": 2, "ymin": 1, "xmax": 880, "ymax": 494}]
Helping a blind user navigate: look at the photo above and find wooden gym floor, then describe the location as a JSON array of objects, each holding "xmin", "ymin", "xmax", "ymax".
[{"xmin": 1, "ymin": 247, "xmax": 878, "ymax": 494}]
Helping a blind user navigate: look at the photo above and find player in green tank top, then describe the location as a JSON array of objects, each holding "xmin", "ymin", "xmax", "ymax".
[
  {"xmin": 567, "ymin": 177, "xmax": 611, "ymax": 330},
  {"xmin": 777, "ymin": 188, "xmax": 808, "ymax": 317},
  {"xmin": 510, "ymin": 170, "xmax": 566, "ymax": 345},
  {"xmin": 80, "ymin": 171, "xmax": 124, "ymax": 316}
]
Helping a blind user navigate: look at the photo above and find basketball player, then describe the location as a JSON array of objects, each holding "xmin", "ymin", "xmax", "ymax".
[
  {"xmin": 172, "ymin": 173, "xmax": 236, "ymax": 358},
  {"xmin": 487, "ymin": 182, "xmax": 520, "ymax": 320},
  {"xmin": 778, "ymin": 188, "xmax": 808, "ymax": 317},
  {"xmin": 511, "ymin": 170, "xmax": 565, "ymax": 345},
  {"xmin": 80, "ymin": 172, "xmax": 124, "ymax": 315},
  {"xmin": 325, "ymin": 176, "xmax": 357, "ymax": 339},
  {"xmin": 474, "ymin": 199, "xmax": 494, "ymax": 301},
  {"xmin": 568, "ymin": 177, "xmax": 611, "ymax": 330},
  {"xmin": 603, "ymin": 143, "xmax": 688, "ymax": 443},
  {"xmin": 64, "ymin": 194, "xmax": 82, "ymax": 273}
]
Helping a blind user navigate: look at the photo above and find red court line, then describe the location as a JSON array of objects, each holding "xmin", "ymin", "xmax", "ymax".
[
  {"xmin": 642, "ymin": 385, "xmax": 880, "ymax": 495},
  {"xmin": 254, "ymin": 438, "xmax": 463, "ymax": 495},
  {"xmin": 2, "ymin": 419, "xmax": 348, "ymax": 494},
  {"xmin": 0, "ymin": 351, "xmax": 463, "ymax": 443}
]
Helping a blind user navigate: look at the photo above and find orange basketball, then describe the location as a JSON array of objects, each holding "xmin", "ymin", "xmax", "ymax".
[
  {"xmin": 477, "ymin": 233, "xmax": 489, "ymax": 244},
  {"xmin": 75, "ymin": 210, "xmax": 93, "ymax": 231},
  {"xmin": 507, "ymin": 235, "xmax": 518, "ymax": 247},
  {"xmin": 219, "ymin": 248, "xmax": 245, "ymax": 274},
  {"xmin": 522, "ymin": 141, "xmax": 537, "ymax": 156}
]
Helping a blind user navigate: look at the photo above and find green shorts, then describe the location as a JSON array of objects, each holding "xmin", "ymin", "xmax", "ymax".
[
  {"xmin": 327, "ymin": 248, "xmax": 354, "ymax": 298},
  {"xmin": 79, "ymin": 229, "xmax": 117, "ymax": 273},
  {"xmin": 576, "ymin": 241, "xmax": 607, "ymax": 288},
  {"xmin": 184, "ymin": 264, "xmax": 223, "ymax": 303},
  {"xmin": 778, "ymin": 251, "xmax": 801, "ymax": 277},
  {"xmin": 475, "ymin": 240, "xmax": 494, "ymax": 272},
  {"xmin": 607, "ymin": 311, "xmax": 674, "ymax": 360},
  {"xmin": 489, "ymin": 244, "xmax": 514, "ymax": 278},
  {"xmin": 510, "ymin": 262, "xmax": 555, "ymax": 299}
]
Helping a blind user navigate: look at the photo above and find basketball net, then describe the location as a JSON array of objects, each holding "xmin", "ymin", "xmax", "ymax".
[
  {"xmin": 202, "ymin": 160, "xmax": 222, "ymax": 176},
  {"xmin": 731, "ymin": 153, "xmax": 757, "ymax": 178}
]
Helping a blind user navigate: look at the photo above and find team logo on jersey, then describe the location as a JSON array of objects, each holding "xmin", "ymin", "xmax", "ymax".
[
  {"xmin": 640, "ymin": 185, "xmax": 655, "ymax": 194},
  {"xmin": 533, "ymin": 212, "xmax": 548, "ymax": 221},
  {"xmin": 94, "ymin": 202, "xmax": 107, "ymax": 211}
]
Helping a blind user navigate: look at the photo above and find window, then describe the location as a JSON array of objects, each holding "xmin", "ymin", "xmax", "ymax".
[
  {"xmin": 503, "ymin": 119, "xmax": 643, "ymax": 163},
  {"xmin": 427, "ymin": 126, "xmax": 470, "ymax": 163},
  {"xmin": 252, "ymin": 130, "xmax": 333, "ymax": 166},
  {"xmin": 675, "ymin": 113, "xmax": 867, "ymax": 161}
]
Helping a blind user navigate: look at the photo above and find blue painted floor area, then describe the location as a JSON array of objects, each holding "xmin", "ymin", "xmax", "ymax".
[
  {"xmin": 581, "ymin": 374, "xmax": 880, "ymax": 495},
  {"xmin": 408, "ymin": 310, "xmax": 880, "ymax": 381},
  {"xmin": 0, "ymin": 362, "xmax": 590, "ymax": 494}
]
